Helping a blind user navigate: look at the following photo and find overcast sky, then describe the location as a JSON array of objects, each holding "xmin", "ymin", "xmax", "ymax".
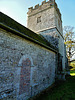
[{"xmin": 0, "ymin": 0, "xmax": 75, "ymax": 28}]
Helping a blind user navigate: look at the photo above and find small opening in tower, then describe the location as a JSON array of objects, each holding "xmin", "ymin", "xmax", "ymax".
[{"xmin": 37, "ymin": 16, "xmax": 41, "ymax": 23}]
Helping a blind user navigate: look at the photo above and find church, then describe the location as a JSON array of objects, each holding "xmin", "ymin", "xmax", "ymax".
[{"xmin": 0, "ymin": 0, "xmax": 68, "ymax": 100}]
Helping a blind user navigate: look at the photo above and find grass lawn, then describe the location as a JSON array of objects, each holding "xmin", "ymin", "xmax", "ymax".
[
  {"xmin": 32, "ymin": 76, "xmax": 75, "ymax": 100},
  {"xmin": 70, "ymin": 70, "xmax": 75, "ymax": 76},
  {"xmin": 70, "ymin": 61, "xmax": 75, "ymax": 76},
  {"xmin": 30, "ymin": 62, "xmax": 75, "ymax": 100},
  {"xmin": 70, "ymin": 62, "xmax": 75, "ymax": 68}
]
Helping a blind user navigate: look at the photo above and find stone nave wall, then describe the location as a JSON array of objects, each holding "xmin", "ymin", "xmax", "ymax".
[{"xmin": 0, "ymin": 28, "xmax": 56, "ymax": 100}]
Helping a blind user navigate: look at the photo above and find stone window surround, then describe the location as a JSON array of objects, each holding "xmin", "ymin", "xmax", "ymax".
[{"xmin": 37, "ymin": 16, "xmax": 41, "ymax": 23}]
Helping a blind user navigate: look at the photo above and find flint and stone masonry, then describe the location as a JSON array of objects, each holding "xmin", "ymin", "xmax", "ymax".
[
  {"xmin": 27, "ymin": 0, "xmax": 66, "ymax": 71},
  {"xmin": 0, "ymin": 28, "xmax": 56, "ymax": 100},
  {"xmin": 0, "ymin": 0, "xmax": 67, "ymax": 100}
]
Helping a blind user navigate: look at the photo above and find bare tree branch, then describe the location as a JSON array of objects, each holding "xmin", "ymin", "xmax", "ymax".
[{"xmin": 63, "ymin": 26, "xmax": 75, "ymax": 61}]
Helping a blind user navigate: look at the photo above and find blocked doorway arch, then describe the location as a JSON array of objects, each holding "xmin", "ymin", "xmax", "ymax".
[{"xmin": 18, "ymin": 55, "xmax": 33, "ymax": 95}]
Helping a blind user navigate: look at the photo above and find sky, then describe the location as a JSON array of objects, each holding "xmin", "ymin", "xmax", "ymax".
[
  {"xmin": 0, "ymin": 0, "xmax": 75, "ymax": 28},
  {"xmin": 0, "ymin": 0, "xmax": 75, "ymax": 59}
]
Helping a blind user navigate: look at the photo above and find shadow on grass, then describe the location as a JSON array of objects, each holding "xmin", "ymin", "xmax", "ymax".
[{"xmin": 29, "ymin": 75, "xmax": 75, "ymax": 100}]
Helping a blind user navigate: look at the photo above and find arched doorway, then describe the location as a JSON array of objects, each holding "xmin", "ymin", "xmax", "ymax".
[{"xmin": 18, "ymin": 55, "xmax": 33, "ymax": 95}]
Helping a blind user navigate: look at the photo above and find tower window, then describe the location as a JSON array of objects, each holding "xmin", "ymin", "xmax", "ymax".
[{"xmin": 37, "ymin": 16, "xmax": 41, "ymax": 23}]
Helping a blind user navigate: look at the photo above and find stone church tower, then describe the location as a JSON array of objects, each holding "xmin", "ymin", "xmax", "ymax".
[{"xmin": 27, "ymin": 0, "xmax": 65, "ymax": 73}]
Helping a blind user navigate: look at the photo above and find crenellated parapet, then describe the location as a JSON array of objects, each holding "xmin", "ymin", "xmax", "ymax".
[
  {"xmin": 28, "ymin": 0, "xmax": 54, "ymax": 14},
  {"xmin": 27, "ymin": 0, "xmax": 61, "ymax": 19},
  {"xmin": 54, "ymin": 2, "xmax": 61, "ymax": 19},
  {"xmin": 28, "ymin": 0, "xmax": 54, "ymax": 11}
]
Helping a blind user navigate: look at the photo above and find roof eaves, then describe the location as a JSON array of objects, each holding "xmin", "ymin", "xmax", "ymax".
[{"xmin": 0, "ymin": 23, "xmax": 58, "ymax": 53}]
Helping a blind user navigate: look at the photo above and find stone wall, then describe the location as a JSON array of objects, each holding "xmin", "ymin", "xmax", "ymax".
[
  {"xmin": 39, "ymin": 28, "xmax": 59, "ymax": 48},
  {"xmin": 54, "ymin": 8, "xmax": 63, "ymax": 35},
  {"xmin": 27, "ymin": 7, "xmax": 55, "ymax": 32},
  {"xmin": 39, "ymin": 27, "xmax": 66, "ymax": 71},
  {"xmin": 27, "ymin": 0, "xmax": 66, "ymax": 73},
  {"xmin": 27, "ymin": 1, "xmax": 61, "ymax": 34},
  {"xmin": 0, "ymin": 28, "xmax": 56, "ymax": 100}
]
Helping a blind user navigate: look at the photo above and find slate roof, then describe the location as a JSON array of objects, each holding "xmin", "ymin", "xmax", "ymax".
[{"xmin": 0, "ymin": 12, "xmax": 58, "ymax": 53}]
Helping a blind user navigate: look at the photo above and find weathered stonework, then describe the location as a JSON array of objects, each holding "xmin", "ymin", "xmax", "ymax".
[
  {"xmin": 0, "ymin": 0, "xmax": 67, "ymax": 99},
  {"xmin": 27, "ymin": 0, "xmax": 66, "ymax": 73},
  {"xmin": 27, "ymin": 7, "xmax": 55, "ymax": 32},
  {"xmin": 19, "ymin": 58, "xmax": 31, "ymax": 95},
  {"xmin": 0, "ymin": 28, "xmax": 56, "ymax": 99},
  {"xmin": 39, "ymin": 28, "xmax": 59, "ymax": 48}
]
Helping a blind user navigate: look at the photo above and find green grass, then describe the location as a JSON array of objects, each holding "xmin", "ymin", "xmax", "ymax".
[
  {"xmin": 30, "ymin": 63, "xmax": 75, "ymax": 100},
  {"xmin": 70, "ymin": 62, "xmax": 75, "ymax": 76},
  {"xmin": 32, "ymin": 76, "xmax": 75, "ymax": 100},
  {"xmin": 29, "ymin": 63, "xmax": 75, "ymax": 100},
  {"xmin": 70, "ymin": 62, "xmax": 75, "ymax": 68},
  {"xmin": 70, "ymin": 70, "xmax": 75, "ymax": 73}
]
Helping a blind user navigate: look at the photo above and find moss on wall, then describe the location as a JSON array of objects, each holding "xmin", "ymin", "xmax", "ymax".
[{"xmin": 0, "ymin": 12, "xmax": 58, "ymax": 51}]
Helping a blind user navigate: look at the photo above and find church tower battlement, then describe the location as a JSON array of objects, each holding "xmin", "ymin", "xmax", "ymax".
[
  {"xmin": 27, "ymin": 0, "xmax": 66, "ymax": 71},
  {"xmin": 27, "ymin": 0, "xmax": 63, "ymax": 49},
  {"xmin": 28, "ymin": 0, "xmax": 61, "ymax": 21},
  {"xmin": 27, "ymin": 0, "xmax": 62, "ymax": 35}
]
